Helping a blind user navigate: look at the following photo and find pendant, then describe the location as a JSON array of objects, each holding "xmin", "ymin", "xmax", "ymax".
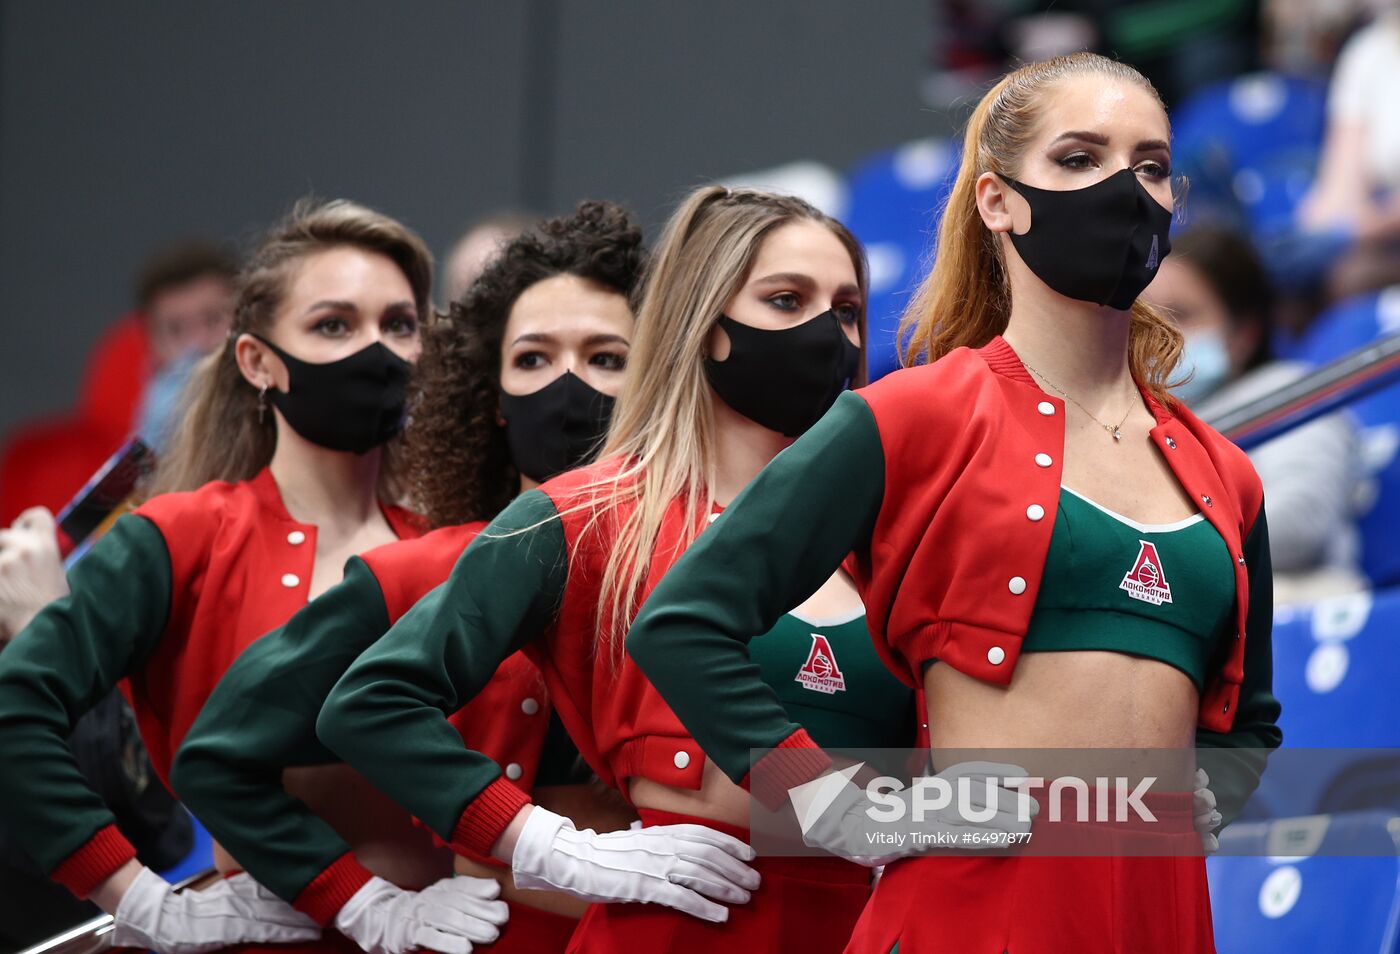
[{"xmin": 1111, "ymin": 427, "xmax": 1123, "ymax": 442}]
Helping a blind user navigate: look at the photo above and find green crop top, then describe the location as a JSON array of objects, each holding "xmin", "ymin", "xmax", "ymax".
[
  {"xmin": 750, "ymin": 608, "xmax": 915, "ymax": 750},
  {"xmin": 1016, "ymin": 485, "xmax": 1236, "ymax": 690}
]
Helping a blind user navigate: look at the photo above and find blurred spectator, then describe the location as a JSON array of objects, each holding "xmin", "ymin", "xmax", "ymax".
[
  {"xmin": 1146, "ymin": 225, "xmax": 1366, "ymax": 600},
  {"xmin": 441, "ymin": 210, "xmax": 536, "ymax": 306},
  {"xmin": 135, "ymin": 241, "xmax": 238, "ymax": 370},
  {"xmin": 1297, "ymin": 5, "xmax": 1400, "ymax": 300},
  {"xmin": 0, "ymin": 507, "xmax": 67, "ymax": 643},
  {"xmin": 132, "ymin": 241, "xmax": 239, "ymax": 450},
  {"xmin": 0, "ymin": 241, "xmax": 236, "ymax": 526}
]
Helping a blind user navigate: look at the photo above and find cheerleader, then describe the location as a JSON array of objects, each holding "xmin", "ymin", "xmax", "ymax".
[
  {"xmin": 625, "ymin": 53, "xmax": 1282, "ymax": 954},
  {"xmin": 172, "ymin": 201, "xmax": 645, "ymax": 954},
  {"xmin": 0, "ymin": 200, "xmax": 498, "ymax": 953},
  {"xmin": 315, "ymin": 186, "xmax": 918, "ymax": 952}
]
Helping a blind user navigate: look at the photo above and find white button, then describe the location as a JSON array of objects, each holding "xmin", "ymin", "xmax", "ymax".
[
  {"xmin": 520, "ymin": 697, "xmax": 540, "ymax": 715},
  {"xmin": 1026, "ymin": 504, "xmax": 1045, "ymax": 521},
  {"xmin": 1037, "ymin": 401, "xmax": 1055, "ymax": 416},
  {"xmin": 1034, "ymin": 453, "xmax": 1052, "ymax": 468},
  {"xmin": 987, "ymin": 646, "xmax": 1006, "ymax": 665},
  {"xmin": 287, "ymin": 530, "xmax": 306, "ymax": 545},
  {"xmin": 673, "ymin": 751, "xmax": 691, "ymax": 769},
  {"xmin": 1008, "ymin": 576, "xmax": 1027, "ymax": 594},
  {"xmin": 281, "ymin": 573, "xmax": 300, "ymax": 588},
  {"xmin": 505, "ymin": 763, "xmax": 523, "ymax": 780}
]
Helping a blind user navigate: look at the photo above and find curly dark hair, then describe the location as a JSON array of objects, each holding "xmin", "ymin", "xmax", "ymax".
[{"xmin": 403, "ymin": 199, "xmax": 645, "ymax": 528}]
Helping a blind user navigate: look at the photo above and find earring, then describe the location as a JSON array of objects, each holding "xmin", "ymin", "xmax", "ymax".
[{"xmin": 257, "ymin": 384, "xmax": 269, "ymax": 424}]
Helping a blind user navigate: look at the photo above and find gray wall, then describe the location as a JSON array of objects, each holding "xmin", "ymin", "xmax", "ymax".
[{"xmin": 0, "ymin": 0, "xmax": 938, "ymax": 439}]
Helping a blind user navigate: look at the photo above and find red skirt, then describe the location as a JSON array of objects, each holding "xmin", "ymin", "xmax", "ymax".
[
  {"xmin": 566, "ymin": 808, "xmax": 872, "ymax": 954},
  {"xmin": 492, "ymin": 899, "xmax": 580, "ymax": 952},
  {"xmin": 844, "ymin": 789, "xmax": 1215, "ymax": 954}
]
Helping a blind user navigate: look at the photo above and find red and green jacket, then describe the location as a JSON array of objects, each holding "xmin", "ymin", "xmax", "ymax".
[
  {"xmin": 625, "ymin": 336, "xmax": 1282, "ymax": 823},
  {"xmin": 171, "ymin": 522, "xmax": 574, "ymax": 925},
  {"xmin": 0, "ymin": 468, "xmax": 420, "ymax": 899},
  {"xmin": 317, "ymin": 458, "xmax": 770, "ymax": 863}
]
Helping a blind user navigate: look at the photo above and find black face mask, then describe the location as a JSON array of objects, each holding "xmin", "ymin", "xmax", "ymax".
[
  {"xmin": 1000, "ymin": 167, "xmax": 1173, "ymax": 311},
  {"xmin": 253, "ymin": 335, "xmax": 412, "ymax": 455},
  {"xmin": 704, "ymin": 310, "xmax": 863, "ymax": 438},
  {"xmin": 499, "ymin": 371, "xmax": 616, "ymax": 483}
]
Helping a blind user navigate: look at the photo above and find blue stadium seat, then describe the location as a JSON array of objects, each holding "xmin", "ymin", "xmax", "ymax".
[
  {"xmin": 843, "ymin": 138, "xmax": 959, "ymax": 381},
  {"xmin": 1208, "ymin": 812, "xmax": 1400, "ymax": 953},
  {"xmin": 1246, "ymin": 588, "xmax": 1400, "ymax": 821},
  {"xmin": 1290, "ymin": 288, "xmax": 1400, "ymax": 586},
  {"xmin": 158, "ymin": 812, "xmax": 214, "ymax": 884},
  {"xmin": 1171, "ymin": 72, "xmax": 1327, "ymax": 235}
]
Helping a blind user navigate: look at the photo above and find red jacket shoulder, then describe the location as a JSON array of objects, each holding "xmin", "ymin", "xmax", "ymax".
[
  {"xmin": 133, "ymin": 478, "xmax": 243, "ymax": 544},
  {"xmin": 361, "ymin": 521, "xmax": 486, "ymax": 585},
  {"xmin": 536, "ymin": 456, "xmax": 636, "ymax": 514},
  {"xmin": 1171, "ymin": 400, "xmax": 1265, "ymax": 529}
]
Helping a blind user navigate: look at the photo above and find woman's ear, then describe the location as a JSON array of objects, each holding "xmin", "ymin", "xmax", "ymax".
[
  {"xmin": 975, "ymin": 171, "xmax": 1022, "ymax": 235},
  {"xmin": 234, "ymin": 333, "xmax": 286, "ymax": 392}
]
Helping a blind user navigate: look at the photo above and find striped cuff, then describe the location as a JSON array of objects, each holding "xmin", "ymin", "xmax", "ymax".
[
  {"xmin": 451, "ymin": 777, "xmax": 533, "ymax": 858},
  {"xmin": 292, "ymin": 851, "xmax": 375, "ymax": 926},
  {"xmin": 742, "ymin": 728, "xmax": 833, "ymax": 811},
  {"xmin": 50, "ymin": 824, "xmax": 137, "ymax": 899}
]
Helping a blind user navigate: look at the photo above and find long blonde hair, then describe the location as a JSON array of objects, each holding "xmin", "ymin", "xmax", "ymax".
[
  {"xmin": 899, "ymin": 52, "xmax": 1183, "ymax": 404},
  {"xmin": 578, "ymin": 186, "xmax": 868, "ymax": 663},
  {"xmin": 149, "ymin": 198, "xmax": 433, "ymax": 498}
]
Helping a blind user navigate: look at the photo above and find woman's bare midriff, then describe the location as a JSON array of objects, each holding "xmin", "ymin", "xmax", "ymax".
[
  {"xmin": 923, "ymin": 650, "xmax": 1201, "ymax": 786},
  {"xmin": 628, "ymin": 758, "xmax": 754, "ymax": 830}
]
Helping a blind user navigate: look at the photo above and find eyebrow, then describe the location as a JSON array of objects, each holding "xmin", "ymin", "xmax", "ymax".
[
  {"xmin": 305, "ymin": 299, "xmax": 358, "ymax": 315},
  {"xmin": 304, "ymin": 299, "xmax": 417, "ymax": 315},
  {"xmin": 1050, "ymin": 130, "xmax": 1171, "ymax": 153},
  {"xmin": 752, "ymin": 272, "xmax": 816, "ymax": 290},
  {"xmin": 510, "ymin": 332, "xmax": 632, "ymax": 347},
  {"xmin": 752, "ymin": 273, "xmax": 862, "ymax": 297}
]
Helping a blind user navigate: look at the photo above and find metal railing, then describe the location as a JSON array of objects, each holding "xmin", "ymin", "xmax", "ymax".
[
  {"xmin": 1211, "ymin": 331, "xmax": 1400, "ymax": 451},
  {"xmin": 15, "ymin": 869, "xmax": 218, "ymax": 954}
]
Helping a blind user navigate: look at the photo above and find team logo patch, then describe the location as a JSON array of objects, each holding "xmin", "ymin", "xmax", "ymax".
[
  {"xmin": 795, "ymin": 633, "xmax": 846, "ymax": 694},
  {"xmin": 1120, "ymin": 540, "xmax": 1173, "ymax": 605}
]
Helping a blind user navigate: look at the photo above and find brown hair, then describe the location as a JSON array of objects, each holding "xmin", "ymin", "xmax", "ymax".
[
  {"xmin": 899, "ymin": 52, "xmax": 1183, "ymax": 405},
  {"xmin": 135, "ymin": 240, "xmax": 239, "ymax": 308},
  {"xmin": 582, "ymin": 185, "xmax": 868, "ymax": 662},
  {"xmin": 1170, "ymin": 225, "xmax": 1275, "ymax": 372},
  {"xmin": 405, "ymin": 200, "xmax": 646, "ymax": 529},
  {"xmin": 148, "ymin": 198, "xmax": 433, "ymax": 497}
]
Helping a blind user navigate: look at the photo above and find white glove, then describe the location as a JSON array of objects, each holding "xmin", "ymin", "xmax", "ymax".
[
  {"xmin": 510, "ymin": 805, "xmax": 760, "ymax": 923},
  {"xmin": 788, "ymin": 761, "xmax": 1038, "ymax": 866},
  {"xmin": 0, "ymin": 507, "xmax": 68, "ymax": 640},
  {"xmin": 333, "ymin": 875, "xmax": 508, "ymax": 954},
  {"xmin": 112, "ymin": 866, "xmax": 321, "ymax": 954},
  {"xmin": 1194, "ymin": 767, "xmax": 1222, "ymax": 854}
]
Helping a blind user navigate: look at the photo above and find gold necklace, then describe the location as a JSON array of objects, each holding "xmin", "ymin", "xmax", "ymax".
[{"xmin": 1022, "ymin": 362, "xmax": 1133, "ymax": 443}]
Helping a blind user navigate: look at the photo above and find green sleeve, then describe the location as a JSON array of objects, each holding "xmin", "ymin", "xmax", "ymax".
[
  {"xmin": 170, "ymin": 557, "xmax": 390, "ymax": 904},
  {"xmin": 1197, "ymin": 505, "xmax": 1283, "ymax": 829},
  {"xmin": 0, "ymin": 515, "xmax": 170, "ymax": 873},
  {"xmin": 317, "ymin": 490, "xmax": 567, "ymax": 841},
  {"xmin": 626, "ymin": 390, "xmax": 886, "ymax": 785}
]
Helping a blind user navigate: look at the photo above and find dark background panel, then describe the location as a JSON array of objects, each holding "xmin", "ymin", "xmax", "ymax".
[{"xmin": 0, "ymin": 0, "xmax": 936, "ymax": 438}]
